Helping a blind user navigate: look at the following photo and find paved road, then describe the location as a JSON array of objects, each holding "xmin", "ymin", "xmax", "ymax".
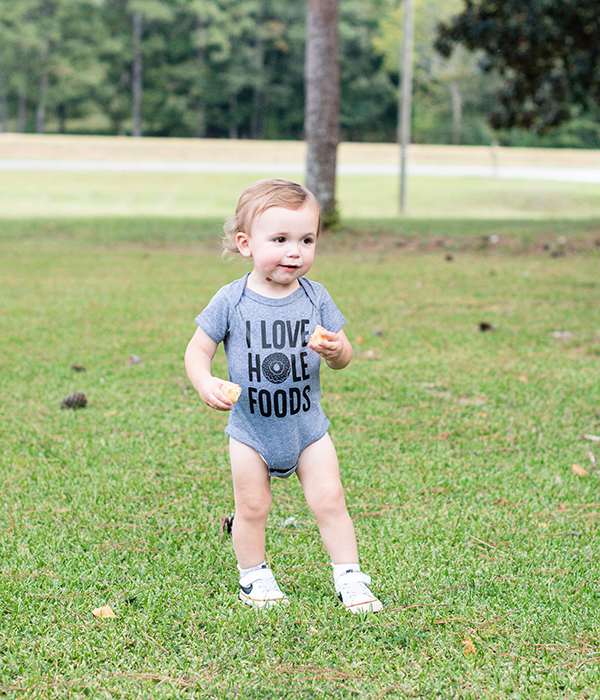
[{"xmin": 1, "ymin": 158, "xmax": 600, "ymax": 183}]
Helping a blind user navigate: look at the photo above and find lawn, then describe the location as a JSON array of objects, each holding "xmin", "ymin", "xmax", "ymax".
[
  {"xmin": 1, "ymin": 134, "xmax": 600, "ymax": 220},
  {"xmin": 1, "ymin": 169, "xmax": 600, "ymax": 220},
  {"xmin": 1, "ymin": 217, "xmax": 600, "ymax": 698}
]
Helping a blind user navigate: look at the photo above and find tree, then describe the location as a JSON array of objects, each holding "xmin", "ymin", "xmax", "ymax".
[
  {"xmin": 436, "ymin": 0, "xmax": 600, "ymax": 132},
  {"xmin": 182, "ymin": 0, "xmax": 264, "ymax": 139},
  {"xmin": 374, "ymin": 0, "xmax": 495, "ymax": 145},
  {"xmin": 305, "ymin": 0, "xmax": 340, "ymax": 226},
  {"xmin": 338, "ymin": 0, "xmax": 396, "ymax": 142}
]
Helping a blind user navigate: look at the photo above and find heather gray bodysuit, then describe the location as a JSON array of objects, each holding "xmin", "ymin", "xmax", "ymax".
[{"xmin": 196, "ymin": 274, "xmax": 345, "ymax": 478}]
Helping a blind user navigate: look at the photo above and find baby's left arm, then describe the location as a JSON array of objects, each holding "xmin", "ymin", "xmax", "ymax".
[{"xmin": 309, "ymin": 327, "xmax": 353, "ymax": 370}]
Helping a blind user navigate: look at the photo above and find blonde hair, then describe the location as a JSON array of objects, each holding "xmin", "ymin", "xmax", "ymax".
[{"xmin": 222, "ymin": 178, "xmax": 321, "ymax": 257}]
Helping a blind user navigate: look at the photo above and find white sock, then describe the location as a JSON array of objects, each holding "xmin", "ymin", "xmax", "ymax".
[
  {"xmin": 332, "ymin": 563, "xmax": 361, "ymax": 584},
  {"xmin": 238, "ymin": 561, "xmax": 268, "ymax": 580}
]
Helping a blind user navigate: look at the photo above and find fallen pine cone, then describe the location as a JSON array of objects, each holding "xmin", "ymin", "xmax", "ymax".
[{"xmin": 60, "ymin": 392, "xmax": 87, "ymax": 409}]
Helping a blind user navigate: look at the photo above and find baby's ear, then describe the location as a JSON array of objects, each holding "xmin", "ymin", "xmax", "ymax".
[{"xmin": 236, "ymin": 232, "xmax": 252, "ymax": 258}]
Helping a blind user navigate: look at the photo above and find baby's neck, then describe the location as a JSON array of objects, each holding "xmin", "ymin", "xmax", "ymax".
[{"xmin": 246, "ymin": 272, "xmax": 300, "ymax": 299}]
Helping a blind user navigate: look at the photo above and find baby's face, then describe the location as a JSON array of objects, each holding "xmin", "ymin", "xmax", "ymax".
[{"xmin": 237, "ymin": 203, "xmax": 320, "ymax": 290}]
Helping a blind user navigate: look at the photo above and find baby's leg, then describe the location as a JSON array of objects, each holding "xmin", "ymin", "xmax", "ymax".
[
  {"xmin": 296, "ymin": 433, "xmax": 359, "ymax": 564},
  {"xmin": 229, "ymin": 438, "xmax": 272, "ymax": 569}
]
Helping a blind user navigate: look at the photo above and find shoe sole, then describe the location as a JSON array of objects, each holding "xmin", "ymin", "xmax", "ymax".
[
  {"xmin": 239, "ymin": 591, "xmax": 289, "ymax": 609},
  {"xmin": 339, "ymin": 597, "xmax": 383, "ymax": 614}
]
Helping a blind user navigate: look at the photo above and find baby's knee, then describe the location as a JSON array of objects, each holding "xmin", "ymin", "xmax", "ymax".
[
  {"xmin": 308, "ymin": 483, "xmax": 346, "ymax": 518},
  {"xmin": 235, "ymin": 494, "xmax": 271, "ymax": 523}
]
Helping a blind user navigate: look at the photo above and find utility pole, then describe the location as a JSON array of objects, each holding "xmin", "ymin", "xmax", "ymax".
[{"xmin": 398, "ymin": 0, "xmax": 415, "ymax": 214}]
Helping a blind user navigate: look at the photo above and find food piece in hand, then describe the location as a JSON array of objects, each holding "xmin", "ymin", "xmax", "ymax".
[
  {"xmin": 310, "ymin": 325, "xmax": 328, "ymax": 344},
  {"xmin": 221, "ymin": 381, "xmax": 241, "ymax": 402}
]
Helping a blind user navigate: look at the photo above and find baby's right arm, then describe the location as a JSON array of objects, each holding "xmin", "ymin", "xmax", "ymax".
[{"xmin": 184, "ymin": 327, "xmax": 234, "ymax": 411}]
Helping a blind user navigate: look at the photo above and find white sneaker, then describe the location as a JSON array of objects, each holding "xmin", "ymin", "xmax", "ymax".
[
  {"xmin": 239, "ymin": 567, "xmax": 289, "ymax": 609},
  {"xmin": 336, "ymin": 571, "xmax": 383, "ymax": 614}
]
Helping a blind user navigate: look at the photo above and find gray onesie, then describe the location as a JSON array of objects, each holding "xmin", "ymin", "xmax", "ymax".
[{"xmin": 196, "ymin": 274, "xmax": 345, "ymax": 478}]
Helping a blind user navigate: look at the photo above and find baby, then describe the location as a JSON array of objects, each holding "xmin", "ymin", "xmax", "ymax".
[{"xmin": 185, "ymin": 178, "xmax": 381, "ymax": 613}]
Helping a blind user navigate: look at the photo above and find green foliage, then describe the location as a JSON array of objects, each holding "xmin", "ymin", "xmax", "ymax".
[
  {"xmin": 436, "ymin": 0, "xmax": 600, "ymax": 134},
  {"xmin": 374, "ymin": 0, "xmax": 498, "ymax": 145},
  {"xmin": 500, "ymin": 115, "xmax": 600, "ymax": 150},
  {"xmin": 1, "ymin": 0, "xmax": 599, "ymax": 145},
  {"xmin": 0, "ymin": 0, "xmax": 397, "ymax": 140},
  {"xmin": 339, "ymin": 0, "xmax": 397, "ymax": 142},
  {"xmin": 0, "ymin": 0, "xmax": 110, "ymax": 132},
  {"xmin": 1, "ymin": 220, "xmax": 600, "ymax": 697}
]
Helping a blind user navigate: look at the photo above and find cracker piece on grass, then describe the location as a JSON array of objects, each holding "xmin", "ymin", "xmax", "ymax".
[{"xmin": 92, "ymin": 605, "xmax": 117, "ymax": 619}]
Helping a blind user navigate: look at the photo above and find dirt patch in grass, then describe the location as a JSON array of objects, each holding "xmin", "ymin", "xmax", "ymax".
[{"xmin": 322, "ymin": 219, "xmax": 600, "ymax": 256}]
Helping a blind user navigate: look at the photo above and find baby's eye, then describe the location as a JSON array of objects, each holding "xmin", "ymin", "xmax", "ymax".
[
  {"xmin": 303, "ymin": 237, "xmax": 315, "ymax": 245},
  {"xmin": 274, "ymin": 236, "xmax": 286, "ymax": 243}
]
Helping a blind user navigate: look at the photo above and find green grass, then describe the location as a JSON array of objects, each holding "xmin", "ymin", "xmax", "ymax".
[
  {"xmin": 2, "ymin": 219, "xmax": 600, "ymax": 698},
  {"xmin": 1, "ymin": 169, "xmax": 600, "ymax": 220}
]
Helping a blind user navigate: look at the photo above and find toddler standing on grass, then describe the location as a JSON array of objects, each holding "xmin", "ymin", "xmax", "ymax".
[{"xmin": 185, "ymin": 178, "xmax": 382, "ymax": 613}]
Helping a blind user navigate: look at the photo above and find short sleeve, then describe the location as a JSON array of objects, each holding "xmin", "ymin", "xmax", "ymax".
[
  {"xmin": 195, "ymin": 287, "xmax": 231, "ymax": 343},
  {"xmin": 318, "ymin": 288, "xmax": 346, "ymax": 333}
]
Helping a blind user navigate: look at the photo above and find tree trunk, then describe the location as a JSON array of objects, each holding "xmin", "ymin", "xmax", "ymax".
[
  {"xmin": 450, "ymin": 80, "xmax": 462, "ymax": 145},
  {"xmin": 251, "ymin": 11, "xmax": 265, "ymax": 139},
  {"xmin": 17, "ymin": 46, "xmax": 28, "ymax": 132},
  {"xmin": 229, "ymin": 92, "xmax": 239, "ymax": 139},
  {"xmin": 0, "ymin": 76, "xmax": 8, "ymax": 132},
  {"xmin": 17, "ymin": 92, "xmax": 27, "ymax": 133},
  {"xmin": 57, "ymin": 103, "xmax": 67, "ymax": 133},
  {"xmin": 304, "ymin": 0, "xmax": 340, "ymax": 225},
  {"xmin": 194, "ymin": 22, "xmax": 207, "ymax": 139},
  {"xmin": 36, "ymin": 66, "xmax": 49, "ymax": 133},
  {"xmin": 36, "ymin": 1, "xmax": 52, "ymax": 134},
  {"xmin": 132, "ymin": 11, "xmax": 143, "ymax": 137}
]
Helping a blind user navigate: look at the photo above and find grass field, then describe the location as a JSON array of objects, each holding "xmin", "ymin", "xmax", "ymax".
[
  {"xmin": 2, "ymin": 215, "xmax": 600, "ymax": 698},
  {"xmin": 1, "ymin": 134, "xmax": 600, "ymax": 219}
]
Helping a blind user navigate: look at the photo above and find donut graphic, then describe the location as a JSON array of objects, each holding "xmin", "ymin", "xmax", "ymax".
[{"xmin": 262, "ymin": 352, "xmax": 291, "ymax": 384}]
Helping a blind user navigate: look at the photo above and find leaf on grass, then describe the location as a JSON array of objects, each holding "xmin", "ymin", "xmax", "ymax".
[
  {"xmin": 517, "ymin": 375, "xmax": 528, "ymax": 383},
  {"xmin": 459, "ymin": 396, "xmax": 486, "ymax": 406},
  {"xmin": 92, "ymin": 605, "xmax": 117, "ymax": 619},
  {"xmin": 463, "ymin": 637, "xmax": 476, "ymax": 655},
  {"xmin": 572, "ymin": 464, "xmax": 588, "ymax": 477},
  {"xmin": 552, "ymin": 331, "xmax": 575, "ymax": 341},
  {"xmin": 582, "ymin": 434, "xmax": 600, "ymax": 442}
]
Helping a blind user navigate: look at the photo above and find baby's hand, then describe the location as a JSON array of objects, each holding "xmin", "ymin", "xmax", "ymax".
[
  {"xmin": 309, "ymin": 326, "xmax": 353, "ymax": 369},
  {"xmin": 199, "ymin": 377, "xmax": 236, "ymax": 411},
  {"xmin": 309, "ymin": 327, "xmax": 344, "ymax": 362}
]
